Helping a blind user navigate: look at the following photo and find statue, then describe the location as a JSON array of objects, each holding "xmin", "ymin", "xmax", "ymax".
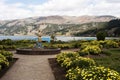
[{"xmin": 35, "ymin": 30, "xmax": 43, "ymax": 48}]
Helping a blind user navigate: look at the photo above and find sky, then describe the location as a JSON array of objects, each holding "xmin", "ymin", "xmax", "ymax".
[{"xmin": 0, "ymin": 0, "xmax": 120, "ymax": 20}]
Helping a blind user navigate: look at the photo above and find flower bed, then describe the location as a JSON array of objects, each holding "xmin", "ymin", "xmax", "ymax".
[
  {"xmin": 0, "ymin": 50, "xmax": 18, "ymax": 78},
  {"xmin": 53, "ymin": 52, "xmax": 120, "ymax": 80}
]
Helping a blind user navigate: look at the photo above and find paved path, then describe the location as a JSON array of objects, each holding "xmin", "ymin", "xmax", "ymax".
[{"xmin": 1, "ymin": 51, "xmax": 56, "ymax": 80}]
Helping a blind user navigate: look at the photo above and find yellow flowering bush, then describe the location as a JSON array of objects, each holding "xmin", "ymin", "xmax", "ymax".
[
  {"xmin": 104, "ymin": 40, "xmax": 119, "ymax": 48},
  {"xmin": 70, "ymin": 57, "xmax": 95, "ymax": 68},
  {"xmin": 79, "ymin": 45, "xmax": 102, "ymax": 55},
  {"xmin": 57, "ymin": 52, "xmax": 95, "ymax": 69},
  {"xmin": 66, "ymin": 66, "xmax": 120, "ymax": 80},
  {"xmin": 90, "ymin": 40, "xmax": 100, "ymax": 45},
  {"xmin": 53, "ymin": 44, "xmax": 73, "ymax": 49},
  {"xmin": 56, "ymin": 52, "xmax": 79, "ymax": 64},
  {"xmin": 0, "ymin": 50, "xmax": 13, "ymax": 61},
  {"xmin": 0, "ymin": 54, "xmax": 9, "ymax": 69}
]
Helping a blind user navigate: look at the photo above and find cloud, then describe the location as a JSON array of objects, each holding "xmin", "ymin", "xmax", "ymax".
[
  {"xmin": 106, "ymin": 0, "xmax": 120, "ymax": 3},
  {"xmin": 0, "ymin": 0, "xmax": 120, "ymax": 20},
  {"xmin": 0, "ymin": 0, "xmax": 33, "ymax": 20}
]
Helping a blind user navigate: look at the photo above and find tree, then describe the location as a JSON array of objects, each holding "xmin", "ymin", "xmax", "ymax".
[
  {"xmin": 51, "ymin": 34, "xmax": 57, "ymax": 43},
  {"xmin": 96, "ymin": 31, "xmax": 107, "ymax": 41}
]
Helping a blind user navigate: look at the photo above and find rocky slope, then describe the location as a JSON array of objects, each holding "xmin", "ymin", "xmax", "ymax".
[{"xmin": 0, "ymin": 15, "xmax": 119, "ymax": 36}]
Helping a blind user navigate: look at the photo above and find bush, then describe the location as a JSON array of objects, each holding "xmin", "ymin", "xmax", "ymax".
[
  {"xmin": 79, "ymin": 45, "xmax": 102, "ymax": 55},
  {"xmin": 70, "ymin": 57, "xmax": 95, "ymax": 68},
  {"xmin": 57, "ymin": 52, "xmax": 79, "ymax": 64},
  {"xmin": 0, "ymin": 45, "xmax": 3, "ymax": 50},
  {"xmin": 72, "ymin": 42, "xmax": 81, "ymax": 48},
  {"xmin": 0, "ymin": 54, "xmax": 9, "ymax": 69},
  {"xmin": 0, "ymin": 50, "xmax": 13, "ymax": 61},
  {"xmin": 104, "ymin": 40, "xmax": 119, "ymax": 48},
  {"xmin": 3, "ymin": 45, "xmax": 16, "ymax": 50},
  {"xmin": 66, "ymin": 66, "xmax": 120, "ymax": 80},
  {"xmin": 57, "ymin": 52, "xmax": 95, "ymax": 69},
  {"xmin": 96, "ymin": 31, "xmax": 107, "ymax": 41}
]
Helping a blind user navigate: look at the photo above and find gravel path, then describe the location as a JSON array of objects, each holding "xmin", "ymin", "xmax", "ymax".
[{"xmin": 1, "ymin": 51, "xmax": 56, "ymax": 80}]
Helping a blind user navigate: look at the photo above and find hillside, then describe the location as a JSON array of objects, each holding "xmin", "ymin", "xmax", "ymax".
[{"xmin": 0, "ymin": 15, "xmax": 119, "ymax": 36}]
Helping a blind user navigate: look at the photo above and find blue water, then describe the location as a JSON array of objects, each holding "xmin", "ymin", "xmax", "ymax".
[
  {"xmin": 0, "ymin": 36, "xmax": 51, "ymax": 42},
  {"xmin": 0, "ymin": 36, "xmax": 119, "ymax": 42}
]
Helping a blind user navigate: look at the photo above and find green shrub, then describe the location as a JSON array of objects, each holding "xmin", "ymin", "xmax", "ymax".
[
  {"xmin": 57, "ymin": 44, "xmax": 73, "ymax": 49},
  {"xmin": 0, "ymin": 54, "xmax": 9, "ymax": 69},
  {"xmin": 57, "ymin": 52, "xmax": 79, "ymax": 64},
  {"xmin": 80, "ymin": 42, "xmax": 89, "ymax": 50},
  {"xmin": 66, "ymin": 66, "xmax": 120, "ymax": 80},
  {"xmin": 1, "ymin": 45, "xmax": 16, "ymax": 50},
  {"xmin": 0, "ymin": 50, "xmax": 13, "ymax": 61},
  {"xmin": 69, "ymin": 57, "xmax": 95, "ymax": 68},
  {"xmin": 57, "ymin": 52, "xmax": 95, "ymax": 69},
  {"xmin": 90, "ymin": 40, "xmax": 99, "ymax": 45},
  {"xmin": 79, "ymin": 45, "xmax": 102, "ymax": 55},
  {"xmin": 96, "ymin": 31, "xmax": 107, "ymax": 41},
  {"xmin": 72, "ymin": 42, "xmax": 81, "ymax": 48},
  {"xmin": 0, "ymin": 45, "xmax": 3, "ymax": 50},
  {"xmin": 105, "ymin": 40, "xmax": 119, "ymax": 48}
]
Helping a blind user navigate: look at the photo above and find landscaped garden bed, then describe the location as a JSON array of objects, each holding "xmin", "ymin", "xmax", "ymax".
[
  {"xmin": 0, "ymin": 58, "xmax": 18, "ymax": 78},
  {"xmin": 49, "ymin": 39, "xmax": 120, "ymax": 80},
  {"xmin": 0, "ymin": 50, "xmax": 17, "ymax": 78},
  {"xmin": 48, "ymin": 58, "xmax": 66, "ymax": 80}
]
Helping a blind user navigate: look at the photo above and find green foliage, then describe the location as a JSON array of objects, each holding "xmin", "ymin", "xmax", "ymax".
[
  {"xmin": 79, "ymin": 45, "xmax": 102, "ymax": 55},
  {"xmin": 93, "ymin": 48, "xmax": 120, "ymax": 73},
  {"xmin": 57, "ymin": 52, "xmax": 79, "ymax": 64},
  {"xmin": 0, "ymin": 50, "xmax": 13, "ymax": 61},
  {"xmin": 45, "ymin": 43, "xmax": 73, "ymax": 49},
  {"xmin": 104, "ymin": 40, "xmax": 119, "ymax": 48},
  {"xmin": 0, "ymin": 45, "xmax": 3, "ymax": 50},
  {"xmin": 0, "ymin": 54, "xmax": 9, "ymax": 69},
  {"xmin": 79, "ymin": 40, "xmax": 119, "ymax": 56},
  {"xmin": 96, "ymin": 31, "xmax": 107, "ymax": 41},
  {"xmin": 0, "ymin": 50, "xmax": 13, "ymax": 70},
  {"xmin": 57, "ymin": 52, "xmax": 95, "ymax": 69},
  {"xmin": 70, "ymin": 57, "xmax": 95, "ymax": 68},
  {"xmin": 66, "ymin": 66, "xmax": 120, "ymax": 80},
  {"xmin": 57, "ymin": 50, "xmax": 120, "ymax": 80},
  {"xmin": 50, "ymin": 34, "xmax": 56, "ymax": 43},
  {"xmin": 102, "ymin": 50, "xmax": 112, "ymax": 56},
  {"xmin": 0, "ymin": 39, "xmax": 13, "ymax": 45}
]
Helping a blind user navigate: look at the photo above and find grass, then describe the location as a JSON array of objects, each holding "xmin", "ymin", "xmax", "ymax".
[{"xmin": 93, "ymin": 48, "xmax": 120, "ymax": 73}]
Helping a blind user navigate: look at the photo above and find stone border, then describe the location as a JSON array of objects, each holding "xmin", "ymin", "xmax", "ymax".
[{"xmin": 16, "ymin": 48, "xmax": 61, "ymax": 55}]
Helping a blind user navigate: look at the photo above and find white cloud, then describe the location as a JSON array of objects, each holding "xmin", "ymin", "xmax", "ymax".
[
  {"xmin": 0, "ymin": 0, "xmax": 120, "ymax": 20},
  {"xmin": 106, "ymin": 0, "xmax": 120, "ymax": 3},
  {"xmin": 0, "ymin": 0, "xmax": 33, "ymax": 20}
]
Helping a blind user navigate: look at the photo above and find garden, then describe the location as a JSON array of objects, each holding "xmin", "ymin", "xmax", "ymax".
[
  {"xmin": 0, "ymin": 37, "xmax": 120, "ymax": 80},
  {"xmin": 49, "ymin": 39, "xmax": 120, "ymax": 80}
]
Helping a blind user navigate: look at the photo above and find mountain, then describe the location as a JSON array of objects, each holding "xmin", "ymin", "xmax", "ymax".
[{"xmin": 0, "ymin": 15, "xmax": 119, "ymax": 36}]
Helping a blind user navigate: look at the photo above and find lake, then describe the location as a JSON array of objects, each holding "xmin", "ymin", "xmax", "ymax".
[{"xmin": 0, "ymin": 36, "xmax": 119, "ymax": 42}]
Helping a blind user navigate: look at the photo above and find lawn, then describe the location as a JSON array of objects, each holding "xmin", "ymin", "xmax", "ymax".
[{"xmin": 93, "ymin": 48, "xmax": 120, "ymax": 73}]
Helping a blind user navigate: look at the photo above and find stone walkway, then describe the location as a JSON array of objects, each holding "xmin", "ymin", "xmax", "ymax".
[{"xmin": 1, "ymin": 51, "xmax": 56, "ymax": 80}]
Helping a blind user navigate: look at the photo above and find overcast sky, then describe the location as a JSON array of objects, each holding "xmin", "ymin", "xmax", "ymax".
[{"xmin": 0, "ymin": 0, "xmax": 120, "ymax": 20}]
